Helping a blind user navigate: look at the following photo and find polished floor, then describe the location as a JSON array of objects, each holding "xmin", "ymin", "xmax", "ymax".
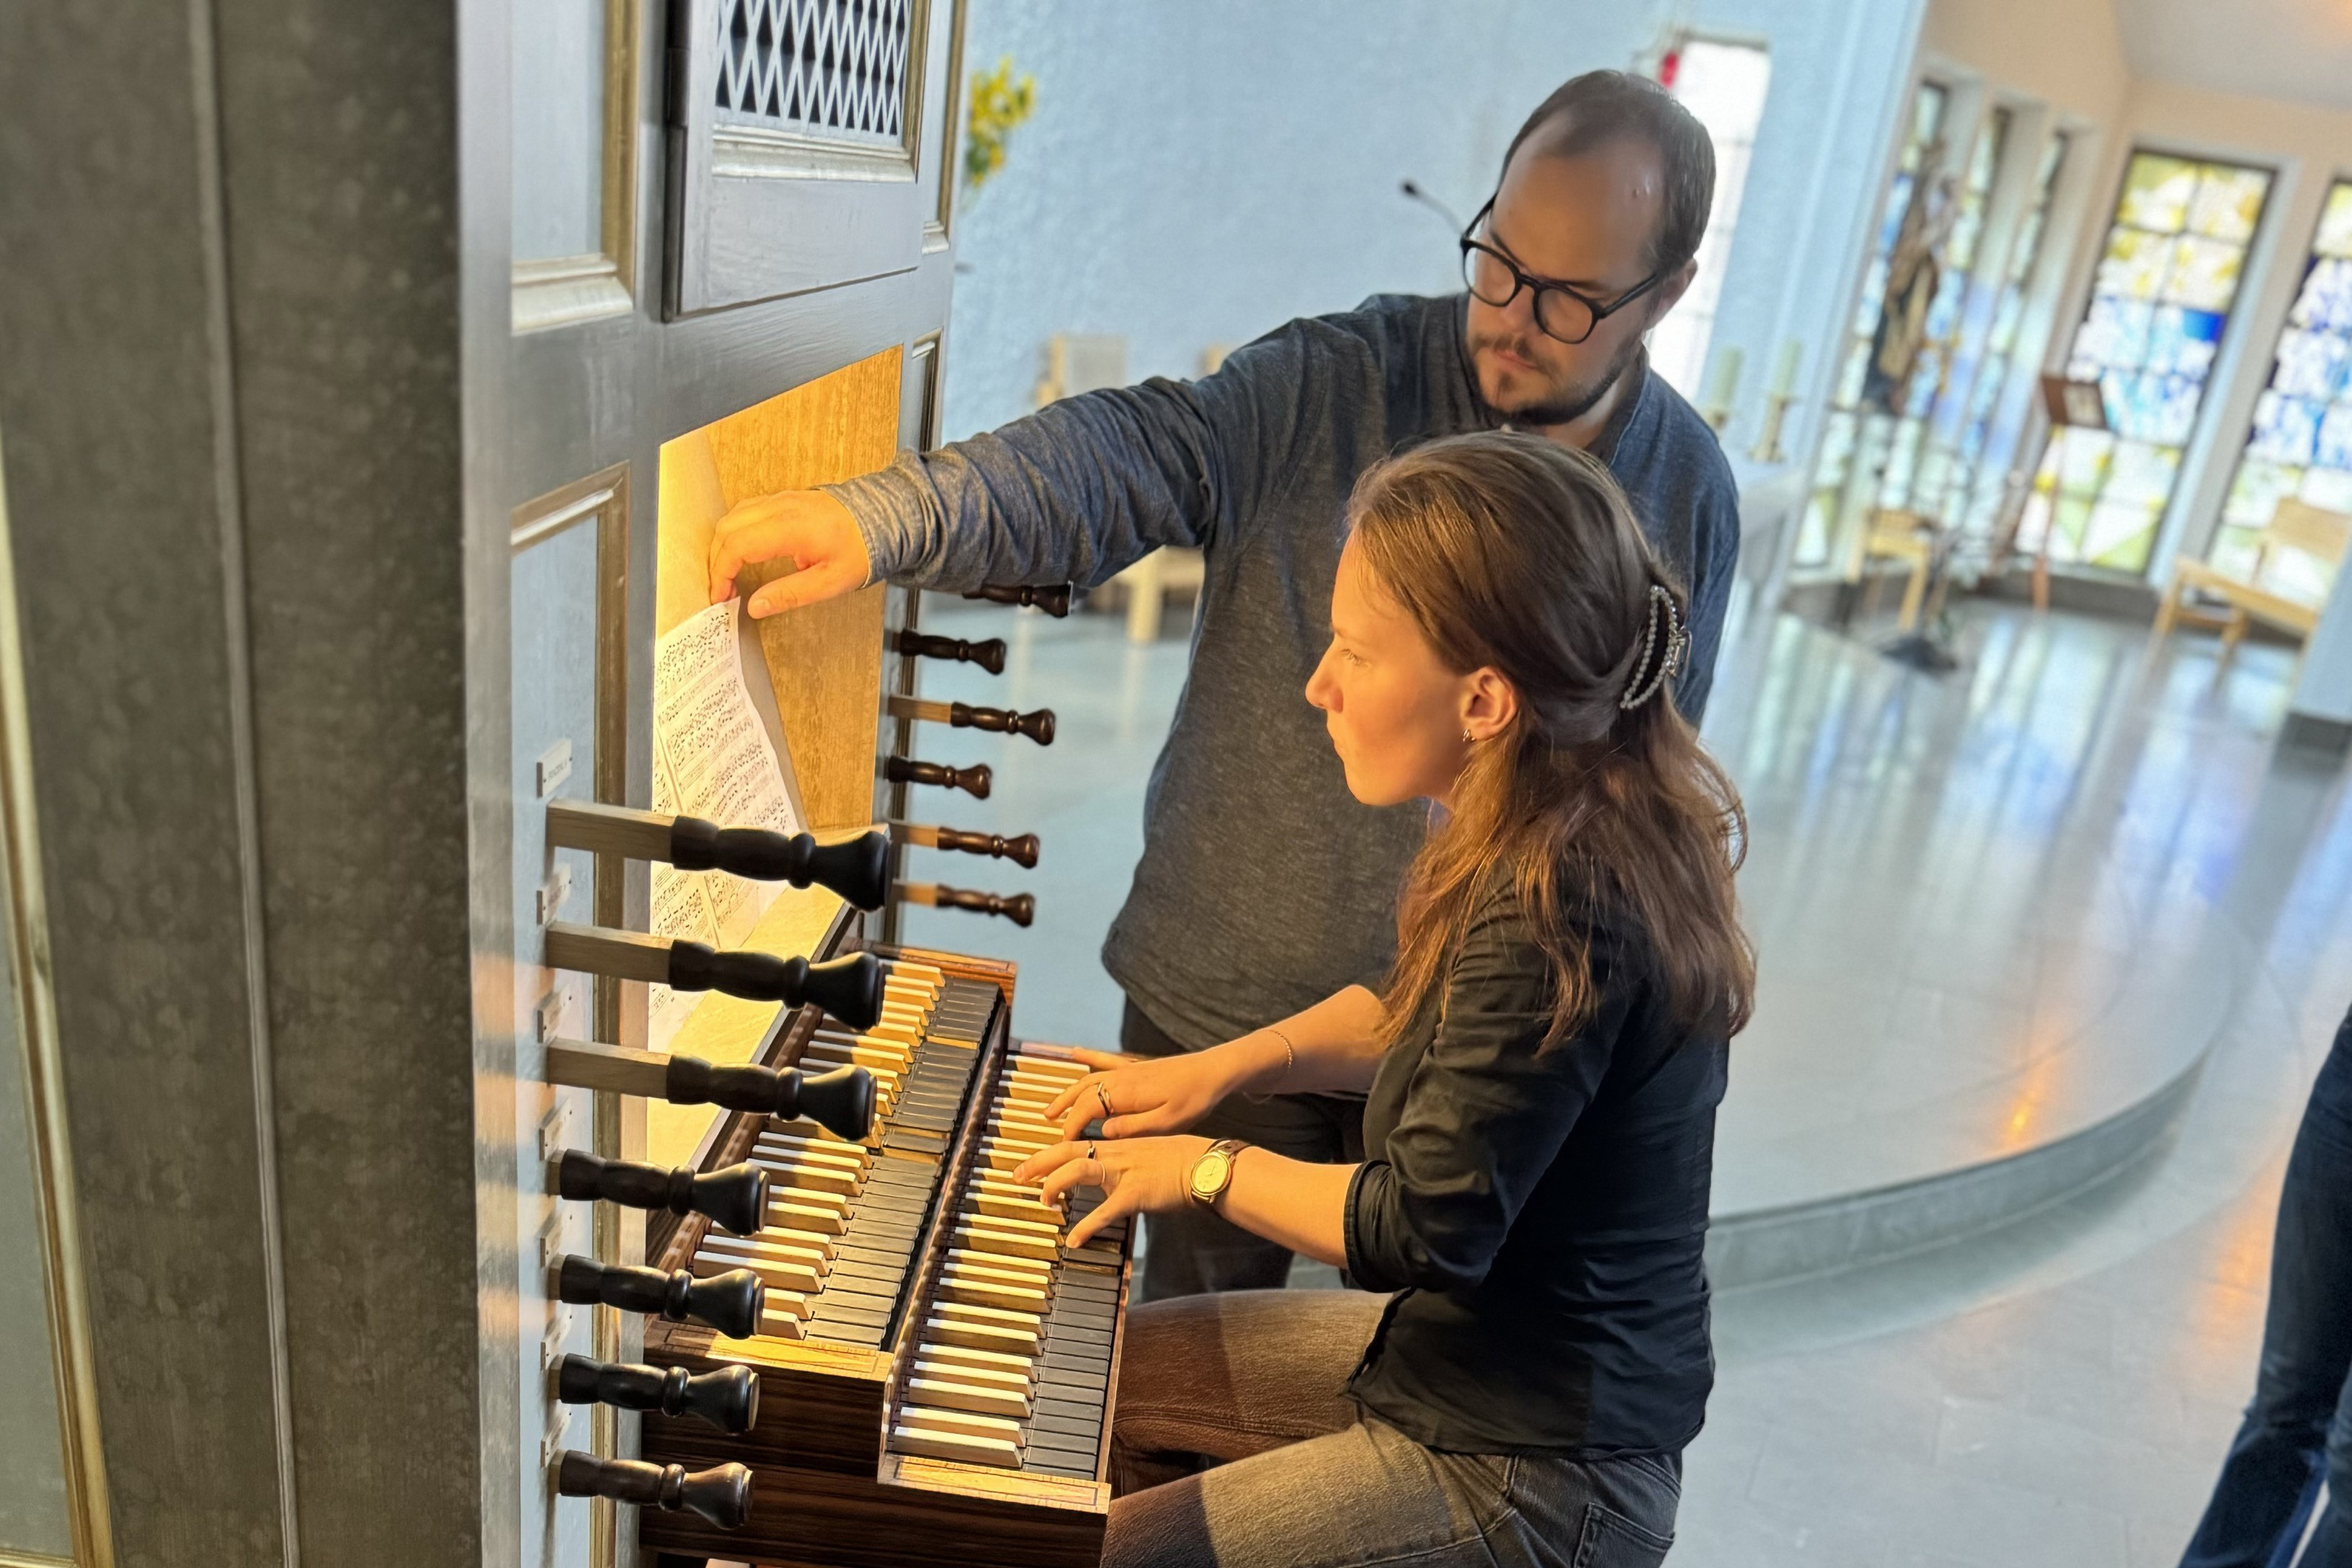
[{"xmin": 896, "ymin": 591, "xmax": 2352, "ymax": 1566}]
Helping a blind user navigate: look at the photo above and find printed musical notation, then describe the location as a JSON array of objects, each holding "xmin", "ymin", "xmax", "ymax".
[{"xmin": 648, "ymin": 600, "xmax": 803, "ymax": 1051}]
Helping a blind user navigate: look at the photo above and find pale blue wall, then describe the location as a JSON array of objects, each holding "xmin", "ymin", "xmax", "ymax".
[{"xmin": 940, "ymin": 0, "xmax": 1927, "ymax": 491}]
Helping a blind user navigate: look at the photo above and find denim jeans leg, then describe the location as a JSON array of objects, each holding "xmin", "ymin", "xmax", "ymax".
[{"xmin": 2180, "ymin": 1005, "xmax": 2352, "ymax": 1568}]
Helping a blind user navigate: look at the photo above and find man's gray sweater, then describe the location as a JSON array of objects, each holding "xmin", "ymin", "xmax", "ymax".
[{"xmin": 829, "ymin": 293, "xmax": 1740, "ymax": 1051}]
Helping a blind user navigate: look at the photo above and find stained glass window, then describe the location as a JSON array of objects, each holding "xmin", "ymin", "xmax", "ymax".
[
  {"xmin": 1948, "ymin": 133, "xmax": 2069, "ymax": 539},
  {"xmin": 1648, "ymin": 38, "xmax": 1773, "ymax": 399},
  {"xmin": 1796, "ymin": 82, "xmax": 1948, "ymax": 567},
  {"xmin": 2016, "ymin": 153, "xmax": 2273, "ymax": 575},
  {"xmin": 2211, "ymin": 181, "xmax": 2352, "ymax": 583},
  {"xmin": 1876, "ymin": 109, "xmax": 2010, "ymax": 520}
]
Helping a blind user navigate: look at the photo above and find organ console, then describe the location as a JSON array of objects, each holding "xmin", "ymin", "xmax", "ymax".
[{"xmin": 13, "ymin": 1, "xmax": 1126, "ymax": 1561}]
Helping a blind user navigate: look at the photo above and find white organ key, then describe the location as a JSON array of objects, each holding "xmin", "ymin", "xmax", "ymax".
[
  {"xmin": 891, "ymin": 1420, "xmax": 1023, "ymax": 1469},
  {"xmin": 914, "ymin": 1357, "xmax": 1030, "ymax": 1394},
  {"xmin": 905, "ymin": 1374, "xmax": 1028, "ymax": 1420},
  {"xmin": 924, "ymin": 1314, "xmax": 1038, "ymax": 1355},
  {"xmin": 920, "ymin": 1343, "xmax": 1035, "ymax": 1380}
]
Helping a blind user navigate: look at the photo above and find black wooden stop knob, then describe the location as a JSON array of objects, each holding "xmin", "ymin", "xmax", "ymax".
[
  {"xmin": 894, "ymin": 628, "xmax": 1007, "ymax": 674},
  {"xmin": 667, "ymin": 821, "xmax": 889, "ymax": 911},
  {"xmin": 930, "ymin": 827, "xmax": 1041, "ymax": 869},
  {"xmin": 664, "ymin": 945, "xmax": 885, "ymax": 1032},
  {"xmin": 556, "ymin": 1354, "xmax": 760, "ymax": 1434},
  {"xmin": 885, "ymin": 756, "xmax": 992, "ymax": 800},
  {"xmin": 556, "ymin": 1451, "xmax": 754, "ymax": 1529},
  {"xmin": 932, "ymin": 886, "xmax": 1036, "ymax": 927},
  {"xmin": 553, "ymin": 1255, "xmax": 763, "ymax": 1340},
  {"xmin": 555, "ymin": 1152, "xmax": 769, "ymax": 1236},
  {"xmin": 963, "ymin": 582, "xmax": 1072, "ymax": 616},
  {"xmin": 948, "ymin": 702, "xmax": 1055, "ymax": 746}
]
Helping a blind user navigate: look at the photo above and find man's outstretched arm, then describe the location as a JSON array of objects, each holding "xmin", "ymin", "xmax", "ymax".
[{"xmin": 707, "ymin": 324, "xmax": 1329, "ymax": 618}]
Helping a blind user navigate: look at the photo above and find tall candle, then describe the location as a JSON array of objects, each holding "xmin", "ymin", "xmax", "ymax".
[
  {"xmin": 1770, "ymin": 338, "xmax": 1802, "ymax": 398},
  {"xmin": 1703, "ymin": 344, "xmax": 1745, "ymax": 412}
]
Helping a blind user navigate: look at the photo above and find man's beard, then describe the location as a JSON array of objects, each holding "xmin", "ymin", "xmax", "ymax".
[{"xmin": 1472, "ymin": 330, "xmax": 1644, "ymax": 429}]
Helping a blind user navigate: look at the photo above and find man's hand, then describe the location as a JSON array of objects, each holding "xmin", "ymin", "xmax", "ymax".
[{"xmin": 705, "ymin": 489, "xmax": 873, "ymax": 618}]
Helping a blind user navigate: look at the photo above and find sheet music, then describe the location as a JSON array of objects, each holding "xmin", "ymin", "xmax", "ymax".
[{"xmin": 647, "ymin": 600, "xmax": 803, "ymax": 1051}]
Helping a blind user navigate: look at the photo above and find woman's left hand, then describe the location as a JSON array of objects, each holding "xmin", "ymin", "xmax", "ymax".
[{"xmin": 1015, "ymin": 1135, "xmax": 1212, "ymax": 1250}]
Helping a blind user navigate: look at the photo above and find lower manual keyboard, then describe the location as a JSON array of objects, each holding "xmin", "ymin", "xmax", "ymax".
[
  {"xmin": 890, "ymin": 1045, "xmax": 1131, "ymax": 1479},
  {"xmin": 685, "ymin": 959, "xmax": 1006, "ymax": 1351}
]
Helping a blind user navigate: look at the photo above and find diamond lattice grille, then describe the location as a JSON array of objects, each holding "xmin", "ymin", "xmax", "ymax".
[{"xmin": 716, "ymin": 0, "xmax": 912, "ymax": 146}]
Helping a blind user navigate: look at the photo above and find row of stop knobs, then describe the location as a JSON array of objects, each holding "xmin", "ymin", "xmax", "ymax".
[
  {"xmin": 535, "ymin": 1053, "xmax": 879, "ymax": 1531},
  {"xmin": 881, "ymin": 585, "xmax": 1076, "ymax": 930}
]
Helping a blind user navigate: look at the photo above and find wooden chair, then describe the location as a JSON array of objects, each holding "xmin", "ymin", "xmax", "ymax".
[
  {"xmin": 2152, "ymin": 498, "xmax": 2351, "ymax": 659},
  {"xmin": 1861, "ymin": 508, "xmax": 1941, "ymax": 631}
]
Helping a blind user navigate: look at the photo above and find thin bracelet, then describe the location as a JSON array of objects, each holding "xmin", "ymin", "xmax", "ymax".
[{"xmin": 1241, "ymin": 1027, "xmax": 1296, "ymax": 1104}]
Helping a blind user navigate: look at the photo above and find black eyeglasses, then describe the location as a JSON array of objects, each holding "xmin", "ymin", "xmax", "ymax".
[{"xmin": 1459, "ymin": 198, "xmax": 1667, "ymax": 346}]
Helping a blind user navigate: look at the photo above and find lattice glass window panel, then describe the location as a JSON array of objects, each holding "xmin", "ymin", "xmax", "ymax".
[
  {"xmin": 2032, "ymin": 150, "xmax": 2272, "ymax": 574},
  {"xmin": 715, "ymin": 0, "xmax": 914, "ymax": 147},
  {"xmin": 1648, "ymin": 37, "xmax": 1773, "ymax": 398},
  {"xmin": 2214, "ymin": 180, "xmax": 2352, "ymax": 571}
]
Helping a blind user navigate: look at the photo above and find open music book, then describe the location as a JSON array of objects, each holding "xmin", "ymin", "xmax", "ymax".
[{"xmin": 649, "ymin": 599, "xmax": 803, "ymax": 1051}]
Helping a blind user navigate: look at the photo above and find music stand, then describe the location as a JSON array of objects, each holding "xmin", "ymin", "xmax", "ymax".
[{"xmin": 2023, "ymin": 374, "xmax": 2112, "ymax": 610}]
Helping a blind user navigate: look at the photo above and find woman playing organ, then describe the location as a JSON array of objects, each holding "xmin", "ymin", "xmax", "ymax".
[{"xmin": 1017, "ymin": 431, "xmax": 1755, "ymax": 1568}]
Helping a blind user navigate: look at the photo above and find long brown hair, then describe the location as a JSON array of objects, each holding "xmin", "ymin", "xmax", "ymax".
[{"xmin": 1351, "ymin": 430, "xmax": 1753, "ymax": 1046}]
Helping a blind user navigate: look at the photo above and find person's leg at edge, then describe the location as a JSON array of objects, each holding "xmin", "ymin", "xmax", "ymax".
[
  {"xmin": 1108, "ymin": 1288, "xmax": 1386, "ymax": 1492},
  {"xmin": 2180, "ymin": 1004, "xmax": 2352, "ymax": 1568},
  {"xmin": 1102, "ymin": 1288, "xmax": 1682, "ymax": 1568},
  {"xmin": 1119, "ymin": 998, "xmax": 1363, "ymax": 1301}
]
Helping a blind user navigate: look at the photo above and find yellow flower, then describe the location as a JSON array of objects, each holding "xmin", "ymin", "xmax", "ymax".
[{"xmin": 964, "ymin": 56, "xmax": 1037, "ymax": 196}]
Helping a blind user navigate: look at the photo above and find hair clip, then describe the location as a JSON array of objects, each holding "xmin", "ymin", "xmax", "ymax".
[{"xmin": 1619, "ymin": 584, "xmax": 1686, "ymax": 710}]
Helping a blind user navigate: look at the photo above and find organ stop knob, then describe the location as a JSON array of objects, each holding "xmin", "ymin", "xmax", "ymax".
[
  {"xmin": 547, "ymin": 802, "xmax": 888, "ymax": 912},
  {"xmin": 962, "ymin": 582, "xmax": 1072, "ymax": 616},
  {"xmin": 543, "ymin": 923, "xmax": 886, "ymax": 1031},
  {"xmin": 555, "ymin": 1151, "xmax": 769, "ymax": 1236},
  {"xmin": 891, "ymin": 628, "xmax": 1007, "ymax": 675},
  {"xmin": 555, "ymin": 1255, "xmax": 763, "ymax": 1340},
  {"xmin": 897, "ymin": 882, "xmax": 1035, "ymax": 927},
  {"xmin": 556, "ymin": 1353, "xmax": 759, "ymax": 1434},
  {"xmin": 891, "ymin": 822, "xmax": 1039, "ymax": 869},
  {"xmin": 888, "ymin": 696, "xmax": 1055, "ymax": 746},
  {"xmin": 544, "ymin": 1041, "xmax": 876, "ymax": 1141},
  {"xmin": 556, "ymin": 1451, "xmax": 754, "ymax": 1530},
  {"xmin": 884, "ymin": 757, "xmax": 990, "ymax": 801}
]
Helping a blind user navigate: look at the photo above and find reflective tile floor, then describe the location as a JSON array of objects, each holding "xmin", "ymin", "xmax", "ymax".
[{"xmin": 899, "ymin": 592, "xmax": 2352, "ymax": 1564}]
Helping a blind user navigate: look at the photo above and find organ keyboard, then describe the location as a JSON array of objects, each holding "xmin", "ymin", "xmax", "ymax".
[{"xmin": 636, "ymin": 945, "xmax": 1136, "ymax": 1568}]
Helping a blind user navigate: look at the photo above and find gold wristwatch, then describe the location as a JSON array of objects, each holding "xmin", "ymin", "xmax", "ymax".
[{"xmin": 1187, "ymin": 1139, "xmax": 1249, "ymax": 1209}]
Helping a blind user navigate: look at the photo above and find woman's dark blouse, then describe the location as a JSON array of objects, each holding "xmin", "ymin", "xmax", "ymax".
[{"xmin": 1341, "ymin": 884, "xmax": 1728, "ymax": 1457}]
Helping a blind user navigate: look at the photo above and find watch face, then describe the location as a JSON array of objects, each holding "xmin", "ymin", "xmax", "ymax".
[{"xmin": 1191, "ymin": 1149, "xmax": 1232, "ymax": 1198}]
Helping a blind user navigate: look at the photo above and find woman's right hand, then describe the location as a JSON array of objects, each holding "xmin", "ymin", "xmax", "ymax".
[{"xmin": 1045, "ymin": 1046, "xmax": 1250, "ymax": 1141}]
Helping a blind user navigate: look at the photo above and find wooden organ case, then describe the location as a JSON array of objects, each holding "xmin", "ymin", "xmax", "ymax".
[
  {"xmin": 491, "ymin": 2, "xmax": 1139, "ymax": 1567},
  {"xmin": 0, "ymin": 1, "xmax": 1128, "ymax": 1567}
]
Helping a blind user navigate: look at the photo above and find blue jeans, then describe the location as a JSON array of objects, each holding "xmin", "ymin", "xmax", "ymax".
[
  {"xmin": 2181, "ymin": 1002, "xmax": 2352, "ymax": 1568},
  {"xmin": 1106, "ymin": 1290, "xmax": 1683, "ymax": 1568}
]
